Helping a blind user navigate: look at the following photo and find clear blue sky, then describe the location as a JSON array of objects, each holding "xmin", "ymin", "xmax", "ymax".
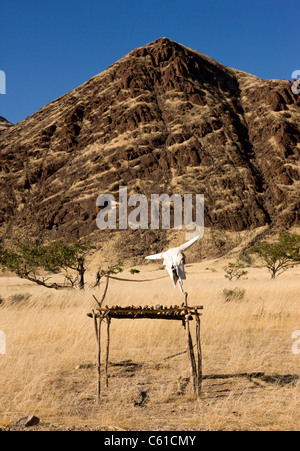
[{"xmin": 0, "ymin": 0, "xmax": 299, "ymax": 124}]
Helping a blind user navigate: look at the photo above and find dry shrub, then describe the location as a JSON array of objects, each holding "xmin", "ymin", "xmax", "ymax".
[{"xmin": 222, "ymin": 288, "xmax": 246, "ymax": 302}]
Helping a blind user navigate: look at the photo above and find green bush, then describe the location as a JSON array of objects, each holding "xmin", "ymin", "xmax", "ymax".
[{"xmin": 224, "ymin": 261, "xmax": 248, "ymax": 281}]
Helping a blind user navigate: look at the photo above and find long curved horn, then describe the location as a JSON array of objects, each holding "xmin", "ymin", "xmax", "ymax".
[
  {"xmin": 179, "ymin": 235, "xmax": 200, "ymax": 252},
  {"xmin": 145, "ymin": 253, "xmax": 163, "ymax": 260}
]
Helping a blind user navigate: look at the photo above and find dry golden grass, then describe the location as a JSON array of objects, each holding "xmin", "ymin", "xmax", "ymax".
[{"xmin": 0, "ymin": 259, "xmax": 299, "ymax": 430}]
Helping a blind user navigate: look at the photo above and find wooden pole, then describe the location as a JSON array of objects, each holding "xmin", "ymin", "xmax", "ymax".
[
  {"xmin": 195, "ymin": 311, "xmax": 203, "ymax": 398},
  {"xmin": 92, "ymin": 310, "xmax": 98, "ymax": 343},
  {"xmin": 96, "ymin": 316, "xmax": 103, "ymax": 403},
  {"xmin": 93, "ymin": 275, "xmax": 110, "ymax": 308},
  {"xmin": 92, "ymin": 310, "xmax": 101, "ymax": 402},
  {"xmin": 105, "ymin": 317, "xmax": 111, "ymax": 388},
  {"xmin": 100, "ymin": 275, "xmax": 110, "ymax": 306},
  {"xmin": 183, "ymin": 293, "xmax": 197, "ymax": 397}
]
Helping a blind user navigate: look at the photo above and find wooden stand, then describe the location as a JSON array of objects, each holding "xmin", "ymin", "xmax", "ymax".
[{"xmin": 88, "ymin": 299, "xmax": 203, "ymax": 403}]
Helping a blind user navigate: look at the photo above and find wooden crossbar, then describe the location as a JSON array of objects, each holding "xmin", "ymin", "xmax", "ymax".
[
  {"xmin": 88, "ymin": 312, "xmax": 192, "ymax": 321},
  {"xmin": 94, "ymin": 305, "xmax": 203, "ymax": 314},
  {"xmin": 87, "ymin": 306, "xmax": 203, "ymax": 321}
]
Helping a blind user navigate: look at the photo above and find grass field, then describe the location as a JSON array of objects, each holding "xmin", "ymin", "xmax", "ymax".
[{"xmin": 0, "ymin": 258, "xmax": 299, "ymax": 431}]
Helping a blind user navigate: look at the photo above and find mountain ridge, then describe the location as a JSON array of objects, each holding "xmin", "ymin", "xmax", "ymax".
[{"xmin": 0, "ymin": 116, "xmax": 13, "ymax": 132}]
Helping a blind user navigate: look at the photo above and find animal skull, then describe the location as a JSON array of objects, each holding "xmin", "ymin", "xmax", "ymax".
[{"xmin": 145, "ymin": 235, "xmax": 200, "ymax": 292}]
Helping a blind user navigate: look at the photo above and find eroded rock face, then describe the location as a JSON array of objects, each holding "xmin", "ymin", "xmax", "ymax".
[
  {"xmin": 0, "ymin": 116, "xmax": 12, "ymax": 132},
  {"xmin": 0, "ymin": 38, "xmax": 299, "ymax": 241}
]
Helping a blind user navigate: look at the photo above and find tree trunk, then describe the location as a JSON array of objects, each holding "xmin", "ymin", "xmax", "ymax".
[{"xmin": 78, "ymin": 262, "xmax": 85, "ymax": 290}]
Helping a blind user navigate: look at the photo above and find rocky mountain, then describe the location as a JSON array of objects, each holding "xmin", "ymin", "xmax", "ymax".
[
  {"xmin": 0, "ymin": 116, "xmax": 12, "ymax": 132},
  {"xmin": 0, "ymin": 37, "xmax": 299, "ymax": 243}
]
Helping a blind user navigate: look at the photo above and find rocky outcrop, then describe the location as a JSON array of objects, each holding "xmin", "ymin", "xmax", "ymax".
[
  {"xmin": 0, "ymin": 116, "xmax": 12, "ymax": 132},
  {"xmin": 0, "ymin": 38, "xmax": 299, "ymax": 242}
]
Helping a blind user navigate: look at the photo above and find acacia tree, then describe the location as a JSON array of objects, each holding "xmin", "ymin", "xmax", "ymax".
[
  {"xmin": 0, "ymin": 238, "xmax": 95, "ymax": 289},
  {"xmin": 250, "ymin": 231, "xmax": 300, "ymax": 279},
  {"xmin": 46, "ymin": 239, "xmax": 95, "ymax": 289}
]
